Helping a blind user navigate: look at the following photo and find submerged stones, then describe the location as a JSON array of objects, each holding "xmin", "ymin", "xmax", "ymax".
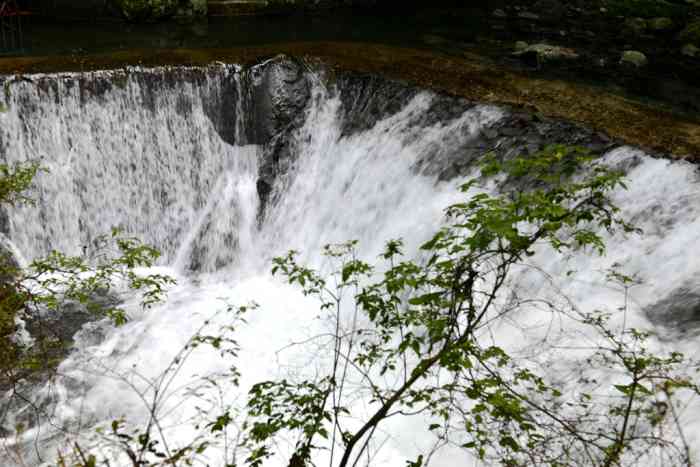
[
  {"xmin": 623, "ymin": 17, "xmax": 648, "ymax": 37},
  {"xmin": 620, "ymin": 50, "xmax": 649, "ymax": 67},
  {"xmin": 512, "ymin": 43, "xmax": 579, "ymax": 67},
  {"xmin": 682, "ymin": 43, "xmax": 700, "ymax": 57},
  {"xmin": 680, "ymin": 21, "xmax": 700, "ymax": 45},
  {"xmin": 648, "ymin": 16, "xmax": 674, "ymax": 31}
]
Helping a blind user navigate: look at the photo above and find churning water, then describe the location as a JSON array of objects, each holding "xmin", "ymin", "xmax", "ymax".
[{"xmin": 0, "ymin": 61, "xmax": 699, "ymax": 466}]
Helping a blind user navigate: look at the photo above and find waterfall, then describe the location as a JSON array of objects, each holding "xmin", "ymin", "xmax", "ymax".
[
  {"xmin": 0, "ymin": 65, "xmax": 253, "ymax": 272},
  {"xmin": 0, "ymin": 59, "xmax": 699, "ymax": 466}
]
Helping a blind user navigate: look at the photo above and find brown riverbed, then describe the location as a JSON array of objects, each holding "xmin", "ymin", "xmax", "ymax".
[{"xmin": 1, "ymin": 42, "xmax": 698, "ymax": 159}]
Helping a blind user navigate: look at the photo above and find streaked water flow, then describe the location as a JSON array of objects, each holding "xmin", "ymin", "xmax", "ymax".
[{"xmin": 0, "ymin": 64, "xmax": 699, "ymax": 466}]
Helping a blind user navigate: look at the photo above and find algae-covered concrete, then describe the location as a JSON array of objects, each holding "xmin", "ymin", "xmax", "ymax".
[{"xmin": 0, "ymin": 42, "xmax": 697, "ymax": 159}]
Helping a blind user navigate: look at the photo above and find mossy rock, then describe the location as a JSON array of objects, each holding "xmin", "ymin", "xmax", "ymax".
[
  {"xmin": 603, "ymin": 0, "xmax": 688, "ymax": 19},
  {"xmin": 682, "ymin": 43, "xmax": 700, "ymax": 56},
  {"xmin": 112, "ymin": 0, "xmax": 179, "ymax": 21},
  {"xmin": 623, "ymin": 17, "xmax": 647, "ymax": 37},
  {"xmin": 680, "ymin": 21, "xmax": 700, "ymax": 45},
  {"xmin": 620, "ymin": 50, "xmax": 648, "ymax": 66},
  {"xmin": 648, "ymin": 17, "xmax": 673, "ymax": 31}
]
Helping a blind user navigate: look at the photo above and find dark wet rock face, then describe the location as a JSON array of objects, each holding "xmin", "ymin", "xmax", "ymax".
[
  {"xmin": 336, "ymin": 73, "xmax": 419, "ymax": 137},
  {"xmin": 250, "ymin": 65, "xmax": 623, "ymax": 206},
  {"xmin": 257, "ymin": 132, "xmax": 298, "ymax": 217},
  {"xmin": 327, "ymin": 70, "xmax": 619, "ymax": 186},
  {"xmin": 248, "ymin": 56, "xmax": 313, "ymax": 214},
  {"xmin": 23, "ymin": 294, "xmax": 119, "ymax": 355},
  {"xmin": 247, "ymin": 56, "xmax": 312, "ymax": 144},
  {"xmin": 0, "ymin": 294, "xmax": 118, "ymax": 435},
  {"xmin": 429, "ymin": 110, "xmax": 615, "ymax": 182},
  {"xmin": 200, "ymin": 71, "xmax": 243, "ymax": 146},
  {"xmin": 646, "ymin": 286, "xmax": 700, "ymax": 334}
]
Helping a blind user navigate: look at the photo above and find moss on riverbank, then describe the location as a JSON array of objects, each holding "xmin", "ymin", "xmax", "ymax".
[{"xmin": 0, "ymin": 42, "xmax": 697, "ymax": 159}]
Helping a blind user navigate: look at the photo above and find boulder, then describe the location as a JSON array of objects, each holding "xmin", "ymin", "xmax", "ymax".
[
  {"xmin": 250, "ymin": 56, "xmax": 312, "ymax": 213},
  {"xmin": 249, "ymin": 55, "xmax": 312, "ymax": 144},
  {"xmin": 623, "ymin": 17, "xmax": 647, "ymax": 37},
  {"xmin": 514, "ymin": 41, "xmax": 529, "ymax": 52},
  {"xmin": 680, "ymin": 21, "xmax": 700, "ymax": 45},
  {"xmin": 533, "ymin": 0, "xmax": 567, "ymax": 23},
  {"xmin": 648, "ymin": 17, "xmax": 674, "ymax": 31},
  {"xmin": 682, "ymin": 43, "xmax": 699, "ymax": 57},
  {"xmin": 620, "ymin": 50, "xmax": 648, "ymax": 67}
]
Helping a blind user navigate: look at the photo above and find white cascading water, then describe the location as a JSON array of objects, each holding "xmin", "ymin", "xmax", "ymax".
[{"xmin": 0, "ymin": 64, "xmax": 699, "ymax": 466}]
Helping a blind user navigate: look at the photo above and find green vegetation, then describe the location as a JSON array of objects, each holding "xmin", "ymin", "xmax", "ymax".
[
  {"xmin": 0, "ymin": 162, "xmax": 42, "ymax": 387},
  {"xmin": 0, "ymin": 162, "xmax": 174, "ymax": 418},
  {"xmin": 54, "ymin": 146, "xmax": 700, "ymax": 466}
]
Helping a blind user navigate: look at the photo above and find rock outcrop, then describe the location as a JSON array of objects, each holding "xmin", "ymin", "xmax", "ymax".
[{"xmin": 247, "ymin": 56, "xmax": 312, "ymax": 213}]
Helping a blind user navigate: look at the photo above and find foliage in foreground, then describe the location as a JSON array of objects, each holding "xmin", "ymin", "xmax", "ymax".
[
  {"xmin": 0, "ymin": 161, "xmax": 175, "ymax": 450},
  {"xmin": 238, "ymin": 146, "xmax": 698, "ymax": 467},
  {"xmin": 30, "ymin": 146, "xmax": 700, "ymax": 466}
]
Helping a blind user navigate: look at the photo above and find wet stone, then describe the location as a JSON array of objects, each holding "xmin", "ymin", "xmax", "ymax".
[{"xmin": 646, "ymin": 286, "xmax": 700, "ymax": 334}]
